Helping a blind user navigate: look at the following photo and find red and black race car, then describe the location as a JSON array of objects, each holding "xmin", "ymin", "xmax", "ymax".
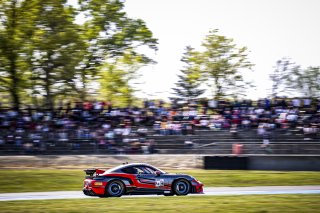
[{"xmin": 83, "ymin": 163, "xmax": 203, "ymax": 197}]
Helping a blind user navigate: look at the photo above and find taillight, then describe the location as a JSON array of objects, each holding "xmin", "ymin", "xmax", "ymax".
[{"xmin": 93, "ymin": 182, "xmax": 103, "ymax": 186}]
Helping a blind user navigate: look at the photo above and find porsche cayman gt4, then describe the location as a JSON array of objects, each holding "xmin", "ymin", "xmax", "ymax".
[{"xmin": 83, "ymin": 163, "xmax": 203, "ymax": 197}]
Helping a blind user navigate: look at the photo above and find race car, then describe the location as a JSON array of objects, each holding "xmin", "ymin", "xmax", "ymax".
[{"xmin": 83, "ymin": 163, "xmax": 203, "ymax": 197}]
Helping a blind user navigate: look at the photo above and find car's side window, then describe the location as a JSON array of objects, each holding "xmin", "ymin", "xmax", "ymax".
[
  {"xmin": 122, "ymin": 165, "xmax": 160, "ymax": 175},
  {"xmin": 134, "ymin": 167, "xmax": 146, "ymax": 174},
  {"xmin": 122, "ymin": 166, "xmax": 137, "ymax": 174}
]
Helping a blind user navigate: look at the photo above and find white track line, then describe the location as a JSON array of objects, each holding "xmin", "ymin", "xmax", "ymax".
[{"xmin": 1, "ymin": 186, "xmax": 320, "ymax": 201}]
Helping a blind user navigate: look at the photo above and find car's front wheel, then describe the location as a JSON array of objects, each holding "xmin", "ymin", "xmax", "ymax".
[
  {"xmin": 173, "ymin": 179, "xmax": 190, "ymax": 196},
  {"xmin": 106, "ymin": 180, "xmax": 125, "ymax": 197}
]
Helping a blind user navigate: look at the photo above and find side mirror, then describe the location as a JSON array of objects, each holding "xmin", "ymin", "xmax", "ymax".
[{"xmin": 155, "ymin": 171, "xmax": 161, "ymax": 176}]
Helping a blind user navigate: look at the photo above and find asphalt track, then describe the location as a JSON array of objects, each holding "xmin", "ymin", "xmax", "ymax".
[{"xmin": 1, "ymin": 186, "xmax": 320, "ymax": 201}]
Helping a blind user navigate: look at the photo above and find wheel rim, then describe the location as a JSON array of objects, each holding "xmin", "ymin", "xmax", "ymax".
[
  {"xmin": 175, "ymin": 181, "xmax": 189, "ymax": 194},
  {"xmin": 108, "ymin": 182, "xmax": 123, "ymax": 196}
]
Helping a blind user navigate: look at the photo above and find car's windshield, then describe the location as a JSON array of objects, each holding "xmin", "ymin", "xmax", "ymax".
[{"xmin": 145, "ymin": 165, "xmax": 167, "ymax": 174}]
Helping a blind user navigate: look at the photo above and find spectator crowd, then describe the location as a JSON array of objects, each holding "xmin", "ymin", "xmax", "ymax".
[{"xmin": 0, "ymin": 97, "xmax": 319, "ymax": 154}]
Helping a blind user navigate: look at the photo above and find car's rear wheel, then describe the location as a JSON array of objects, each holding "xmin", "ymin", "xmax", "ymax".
[
  {"xmin": 173, "ymin": 179, "xmax": 190, "ymax": 196},
  {"xmin": 106, "ymin": 180, "xmax": 125, "ymax": 197}
]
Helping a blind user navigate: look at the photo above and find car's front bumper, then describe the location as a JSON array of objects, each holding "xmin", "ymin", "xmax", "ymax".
[
  {"xmin": 191, "ymin": 180, "xmax": 204, "ymax": 194},
  {"xmin": 192, "ymin": 184, "xmax": 204, "ymax": 193}
]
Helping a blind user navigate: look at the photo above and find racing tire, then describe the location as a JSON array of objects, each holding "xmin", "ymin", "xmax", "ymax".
[
  {"xmin": 105, "ymin": 180, "xmax": 125, "ymax": 197},
  {"xmin": 173, "ymin": 179, "xmax": 190, "ymax": 196}
]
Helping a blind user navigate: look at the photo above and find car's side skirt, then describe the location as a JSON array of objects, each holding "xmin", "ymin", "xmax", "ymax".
[{"xmin": 126, "ymin": 186, "xmax": 171, "ymax": 194}]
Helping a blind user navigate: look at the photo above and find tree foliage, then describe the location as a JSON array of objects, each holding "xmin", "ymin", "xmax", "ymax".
[
  {"xmin": 294, "ymin": 66, "xmax": 320, "ymax": 97},
  {"xmin": 0, "ymin": 0, "xmax": 158, "ymax": 109},
  {"xmin": 0, "ymin": 0, "xmax": 37, "ymax": 109},
  {"xmin": 99, "ymin": 49, "xmax": 150, "ymax": 107},
  {"xmin": 171, "ymin": 46, "xmax": 204, "ymax": 102},
  {"xmin": 199, "ymin": 29, "xmax": 253, "ymax": 99},
  {"xmin": 75, "ymin": 0, "xmax": 157, "ymax": 101},
  {"xmin": 270, "ymin": 58, "xmax": 320, "ymax": 98},
  {"xmin": 270, "ymin": 58, "xmax": 296, "ymax": 98},
  {"xmin": 27, "ymin": 0, "xmax": 83, "ymax": 109}
]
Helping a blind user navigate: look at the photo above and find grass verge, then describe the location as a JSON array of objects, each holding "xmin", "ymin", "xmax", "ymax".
[
  {"xmin": 0, "ymin": 169, "xmax": 319, "ymax": 193},
  {"xmin": 1, "ymin": 194, "xmax": 320, "ymax": 212}
]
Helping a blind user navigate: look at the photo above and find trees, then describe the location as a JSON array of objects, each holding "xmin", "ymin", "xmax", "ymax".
[
  {"xmin": 99, "ymin": 50, "xmax": 149, "ymax": 107},
  {"xmin": 200, "ymin": 30, "xmax": 253, "ymax": 99},
  {"xmin": 172, "ymin": 30, "xmax": 253, "ymax": 101},
  {"xmin": 0, "ymin": 0, "xmax": 157, "ymax": 109},
  {"xmin": 75, "ymin": 0, "xmax": 157, "ymax": 102},
  {"xmin": 296, "ymin": 66, "xmax": 320, "ymax": 97},
  {"xmin": 0, "ymin": 0, "xmax": 82, "ymax": 109},
  {"xmin": 269, "ymin": 58, "xmax": 296, "ymax": 98},
  {"xmin": 284, "ymin": 65, "xmax": 320, "ymax": 98},
  {"xmin": 171, "ymin": 46, "xmax": 204, "ymax": 102},
  {"xmin": 270, "ymin": 58, "xmax": 320, "ymax": 98},
  {"xmin": 27, "ymin": 0, "xmax": 83, "ymax": 109},
  {"xmin": 0, "ymin": 0, "xmax": 34, "ymax": 109}
]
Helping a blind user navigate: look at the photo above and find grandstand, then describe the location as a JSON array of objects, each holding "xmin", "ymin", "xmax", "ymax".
[
  {"xmin": 0, "ymin": 98, "xmax": 319, "ymax": 155},
  {"xmin": 1, "ymin": 128, "xmax": 319, "ymax": 155}
]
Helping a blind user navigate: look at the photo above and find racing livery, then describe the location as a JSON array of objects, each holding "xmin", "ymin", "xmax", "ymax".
[{"xmin": 83, "ymin": 163, "xmax": 203, "ymax": 197}]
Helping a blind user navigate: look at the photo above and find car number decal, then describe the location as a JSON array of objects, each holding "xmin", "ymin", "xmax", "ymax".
[{"xmin": 155, "ymin": 179, "xmax": 164, "ymax": 187}]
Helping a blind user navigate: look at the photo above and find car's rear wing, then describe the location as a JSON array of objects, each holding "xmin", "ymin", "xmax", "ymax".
[{"xmin": 84, "ymin": 169, "xmax": 105, "ymax": 178}]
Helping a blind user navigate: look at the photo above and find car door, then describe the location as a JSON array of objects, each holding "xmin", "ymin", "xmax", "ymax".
[
  {"xmin": 120, "ymin": 165, "xmax": 156, "ymax": 190},
  {"xmin": 136, "ymin": 166, "xmax": 172, "ymax": 191},
  {"xmin": 134, "ymin": 166, "xmax": 158, "ymax": 190}
]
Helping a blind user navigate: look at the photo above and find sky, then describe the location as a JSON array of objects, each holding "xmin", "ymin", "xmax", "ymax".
[{"xmin": 123, "ymin": 0, "xmax": 320, "ymax": 100}]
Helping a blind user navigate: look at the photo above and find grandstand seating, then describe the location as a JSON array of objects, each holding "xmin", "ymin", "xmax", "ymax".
[{"xmin": 1, "ymin": 129, "xmax": 319, "ymax": 155}]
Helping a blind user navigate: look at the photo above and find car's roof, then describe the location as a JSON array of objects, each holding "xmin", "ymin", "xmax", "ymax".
[
  {"xmin": 118, "ymin": 163, "xmax": 154, "ymax": 169},
  {"xmin": 103, "ymin": 163, "xmax": 164, "ymax": 174}
]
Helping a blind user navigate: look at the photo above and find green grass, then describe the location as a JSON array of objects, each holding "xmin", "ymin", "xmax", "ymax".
[
  {"xmin": 1, "ymin": 195, "xmax": 320, "ymax": 212},
  {"xmin": 0, "ymin": 169, "xmax": 319, "ymax": 193},
  {"xmin": 175, "ymin": 170, "xmax": 320, "ymax": 187},
  {"xmin": 0, "ymin": 169, "xmax": 83, "ymax": 193}
]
